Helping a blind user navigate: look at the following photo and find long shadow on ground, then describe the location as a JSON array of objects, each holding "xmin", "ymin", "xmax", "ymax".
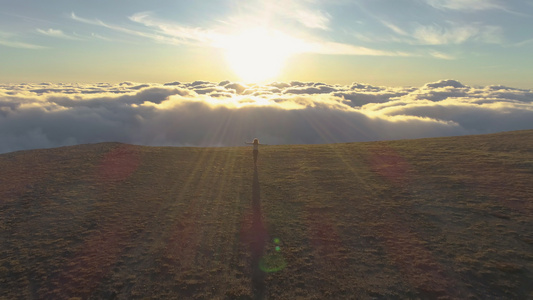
[{"xmin": 250, "ymin": 165, "xmax": 267, "ymax": 299}]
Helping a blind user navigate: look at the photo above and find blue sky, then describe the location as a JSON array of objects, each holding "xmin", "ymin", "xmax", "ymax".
[{"xmin": 1, "ymin": 0, "xmax": 533, "ymax": 88}]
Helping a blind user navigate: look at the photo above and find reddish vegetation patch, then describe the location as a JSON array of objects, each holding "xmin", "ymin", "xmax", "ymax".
[
  {"xmin": 97, "ymin": 144, "xmax": 141, "ymax": 183},
  {"xmin": 164, "ymin": 217, "xmax": 201, "ymax": 269},
  {"xmin": 306, "ymin": 207, "xmax": 343, "ymax": 264},
  {"xmin": 367, "ymin": 145, "xmax": 411, "ymax": 185},
  {"xmin": 55, "ymin": 225, "xmax": 125, "ymax": 299},
  {"xmin": 378, "ymin": 216, "xmax": 456, "ymax": 298},
  {"xmin": 0, "ymin": 153, "xmax": 48, "ymax": 203}
]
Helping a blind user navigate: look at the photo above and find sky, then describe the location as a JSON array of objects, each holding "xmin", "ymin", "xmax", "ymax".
[
  {"xmin": 1, "ymin": 1, "xmax": 533, "ymax": 153},
  {"xmin": 1, "ymin": 0, "xmax": 533, "ymax": 87}
]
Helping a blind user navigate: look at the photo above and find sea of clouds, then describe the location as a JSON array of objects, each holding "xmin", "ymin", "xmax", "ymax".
[{"xmin": 1, "ymin": 79, "xmax": 532, "ymax": 153}]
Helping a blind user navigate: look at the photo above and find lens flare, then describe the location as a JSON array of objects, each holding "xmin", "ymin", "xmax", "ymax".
[{"xmin": 259, "ymin": 238, "xmax": 286, "ymax": 272}]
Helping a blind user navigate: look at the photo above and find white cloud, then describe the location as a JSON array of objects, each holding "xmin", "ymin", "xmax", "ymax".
[
  {"xmin": 237, "ymin": 0, "xmax": 331, "ymax": 30},
  {"xmin": 429, "ymin": 51, "xmax": 456, "ymax": 59},
  {"xmin": 1, "ymin": 80, "xmax": 531, "ymax": 153},
  {"xmin": 128, "ymin": 12, "xmax": 217, "ymax": 44},
  {"xmin": 304, "ymin": 41, "xmax": 412, "ymax": 56},
  {"xmin": 413, "ymin": 23, "xmax": 480, "ymax": 45},
  {"xmin": 413, "ymin": 22, "xmax": 503, "ymax": 45},
  {"xmin": 382, "ymin": 21, "xmax": 503, "ymax": 45},
  {"xmin": 426, "ymin": 0, "xmax": 504, "ymax": 11},
  {"xmin": 290, "ymin": 9, "xmax": 331, "ymax": 30},
  {"xmin": 70, "ymin": 11, "xmax": 414, "ymax": 58},
  {"xmin": 36, "ymin": 28, "xmax": 80, "ymax": 40},
  {"xmin": 381, "ymin": 21, "xmax": 408, "ymax": 36},
  {"xmin": 0, "ymin": 39, "xmax": 46, "ymax": 49},
  {"xmin": 90, "ymin": 33, "xmax": 112, "ymax": 41},
  {"xmin": 0, "ymin": 30, "xmax": 46, "ymax": 49},
  {"xmin": 70, "ymin": 12, "xmax": 183, "ymax": 46}
]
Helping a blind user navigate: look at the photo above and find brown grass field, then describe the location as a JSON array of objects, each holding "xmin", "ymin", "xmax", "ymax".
[{"xmin": 1, "ymin": 130, "xmax": 532, "ymax": 299}]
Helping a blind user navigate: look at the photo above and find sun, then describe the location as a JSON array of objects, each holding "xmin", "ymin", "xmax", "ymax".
[{"xmin": 221, "ymin": 28, "xmax": 302, "ymax": 83}]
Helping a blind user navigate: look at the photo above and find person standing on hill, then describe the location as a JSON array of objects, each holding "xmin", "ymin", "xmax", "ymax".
[{"xmin": 245, "ymin": 138, "xmax": 265, "ymax": 165}]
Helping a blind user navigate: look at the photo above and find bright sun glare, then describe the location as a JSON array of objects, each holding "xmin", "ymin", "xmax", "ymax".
[{"xmin": 221, "ymin": 28, "xmax": 302, "ymax": 83}]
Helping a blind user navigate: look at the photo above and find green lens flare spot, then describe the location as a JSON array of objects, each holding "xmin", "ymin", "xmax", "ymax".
[
  {"xmin": 275, "ymin": 246, "xmax": 280, "ymax": 251},
  {"xmin": 274, "ymin": 238, "xmax": 280, "ymax": 244},
  {"xmin": 259, "ymin": 253, "xmax": 286, "ymax": 273}
]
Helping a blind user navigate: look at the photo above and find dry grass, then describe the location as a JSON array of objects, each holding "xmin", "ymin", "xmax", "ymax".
[{"xmin": 1, "ymin": 130, "xmax": 532, "ymax": 299}]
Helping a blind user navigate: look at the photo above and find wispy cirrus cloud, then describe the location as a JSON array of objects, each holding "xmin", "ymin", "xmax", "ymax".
[
  {"xmin": 381, "ymin": 21, "xmax": 408, "ymax": 36},
  {"xmin": 128, "ymin": 12, "xmax": 218, "ymax": 44},
  {"xmin": 304, "ymin": 40, "xmax": 412, "ymax": 56},
  {"xmin": 425, "ymin": 0, "xmax": 527, "ymax": 16},
  {"xmin": 37, "ymin": 28, "xmax": 81, "ymax": 40},
  {"xmin": 0, "ymin": 30, "xmax": 46, "ymax": 49},
  {"xmin": 287, "ymin": 9, "xmax": 331, "ymax": 30},
  {"xmin": 1, "ymin": 79, "xmax": 531, "ymax": 153},
  {"xmin": 412, "ymin": 23, "xmax": 502, "ymax": 45},
  {"xmin": 71, "ymin": 11, "xmax": 413, "ymax": 58},
  {"xmin": 0, "ymin": 39, "xmax": 46, "ymax": 49},
  {"xmin": 381, "ymin": 21, "xmax": 503, "ymax": 45},
  {"xmin": 70, "ymin": 12, "xmax": 184, "ymax": 46},
  {"xmin": 428, "ymin": 51, "xmax": 456, "ymax": 60},
  {"xmin": 235, "ymin": 0, "xmax": 332, "ymax": 30},
  {"xmin": 426, "ymin": 0, "xmax": 504, "ymax": 11}
]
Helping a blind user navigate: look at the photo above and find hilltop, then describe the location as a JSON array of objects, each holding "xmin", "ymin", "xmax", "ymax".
[{"xmin": 1, "ymin": 130, "xmax": 532, "ymax": 299}]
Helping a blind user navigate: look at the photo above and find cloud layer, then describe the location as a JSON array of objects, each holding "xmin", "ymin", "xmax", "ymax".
[{"xmin": 1, "ymin": 80, "xmax": 532, "ymax": 153}]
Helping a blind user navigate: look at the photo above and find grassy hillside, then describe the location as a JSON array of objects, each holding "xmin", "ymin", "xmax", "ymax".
[{"xmin": 1, "ymin": 130, "xmax": 532, "ymax": 299}]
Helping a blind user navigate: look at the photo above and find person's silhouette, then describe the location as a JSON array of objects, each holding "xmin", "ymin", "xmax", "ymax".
[{"xmin": 245, "ymin": 138, "xmax": 266, "ymax": 165}]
